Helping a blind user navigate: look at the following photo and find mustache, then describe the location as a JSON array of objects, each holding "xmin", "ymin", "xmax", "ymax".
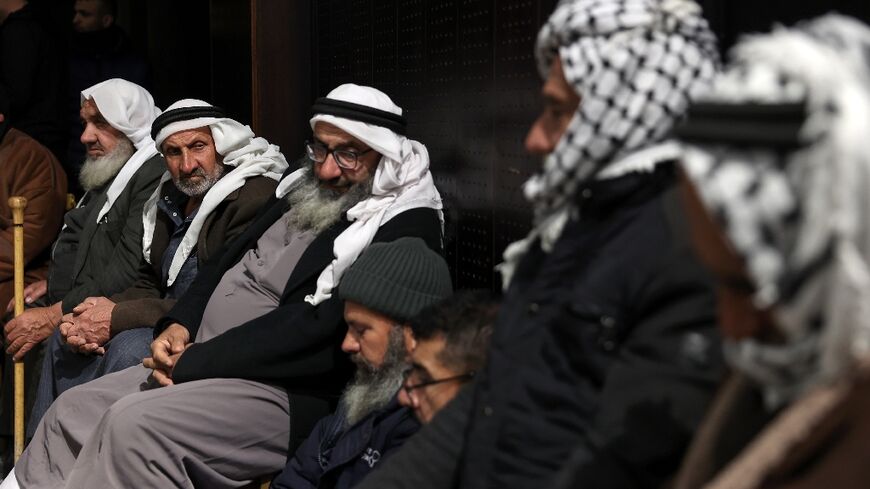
[{"xmin": 180, "ymin": 168, "xmax": 207, "ymax": 179}]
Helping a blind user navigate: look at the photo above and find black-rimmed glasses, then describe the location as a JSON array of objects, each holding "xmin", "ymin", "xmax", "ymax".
[
  {"xmin": 402, "ymin": 370, "xmax": 476, "ymax": 398},
  {"xmin": 305, "ymin": 140, "xmax": 373, "ymax": 170}
]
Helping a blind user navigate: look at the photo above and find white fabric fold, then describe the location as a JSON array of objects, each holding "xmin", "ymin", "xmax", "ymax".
[
  {"xmin": 142, "ymin": 99, "xmax": 289, "ymax": 286},
  {"xmin": 80, "ymin": 79, "xmax": 162, "ymax": 224}
]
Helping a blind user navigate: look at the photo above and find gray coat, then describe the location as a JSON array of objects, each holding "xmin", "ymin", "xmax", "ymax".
[{"xmin": 47, "ymin": 154, "xmax": 165, "ymax": 313}]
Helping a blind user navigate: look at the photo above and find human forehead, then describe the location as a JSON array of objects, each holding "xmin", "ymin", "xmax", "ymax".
[
  {"xmin": 79, "ymin": 99, "xmax": 106, "ymax": 120},
  {"xmin": 313, "ymin": 121, "xmax": 368, "ymax": 149},
  {"xmin": 74, "ymin": 0, "xmax": 98, "ymax": 12},
  {"xmin": 162, "ymin": 127, "xmax": 214, "ymax": 148},
  {"xmin": 542, "ymin": 57, "xmax": 579, "ymax": 105},
  {"xmin": 344, "ymin": 301, "xmax": 395, "ymax": 331},
  {"xmin": 410, "ymin": 335, "xmax": 454, "ymax": 376}
]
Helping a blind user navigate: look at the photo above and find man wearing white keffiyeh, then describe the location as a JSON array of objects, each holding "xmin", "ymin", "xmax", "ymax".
[
  {"xmin": 355, "ymin": 2, "xmax": 722, "ymax": 489},
  {"xmin": 670, "ymin": 14, "xmax": 870, "ymax": 489},
  {"xmin": 3, "ymin": 79, "xmax": 165, "ymax": 365},
  {"xmin": 6, "ymin": 84, "xmax": 443, "ymax": 489},
  {"xmin": 25, "ymin": 99, "xmax": 285, "ymax": 438}
]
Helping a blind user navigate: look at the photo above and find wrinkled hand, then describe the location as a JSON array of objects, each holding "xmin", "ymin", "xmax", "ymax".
[
  {"xmin": 4, "ymin": 302, "xmax": 62, "ymax": 360},
  {"xmin": 60, "ymin": 297, "xmax": 114, "ymax": 355},
  {"xmin": 143, "ymin": 323, "xmax": 191, "ymax": 387},
  {"xmin": 5, "ymin": 280, "xmax": 48, "ymax": 313}
]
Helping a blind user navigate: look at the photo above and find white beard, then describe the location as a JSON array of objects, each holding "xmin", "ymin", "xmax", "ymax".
[
  {"xmin": 340, "ymin": 325, "xmax": 407, "ymax": 427},
  {"xmin": 78, "ymin": 138, "xmax": 135, "ymax": 191},
  {"xmin": 174, "ymin": 163, "xmax": 226, "ymax": 197},
  {"xmin": 284, "ymin": 166, "xmax": 373, "ymax": 235}
]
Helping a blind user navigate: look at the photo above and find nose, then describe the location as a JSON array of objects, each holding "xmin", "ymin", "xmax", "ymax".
[
  {"xmin": 180, "ymin": 151, "xmax": 198, "ymax": 175},
  {"xmin": 397, "ymin": 386, "xmax": 414, "ymax": 408},
  {"xmin": 316, "ymin": 154, "xmax": 343, "ymax": 182},
  {"xmin": 524, "ymin": 117, "xmax": 555, "ymax": 156},
  {"xmin": 341, "ymin": 331, "xmax": 359, "ymax": 354},
  {"xmin": 80, "ymin": 124, "xmax": 97, "ymax": 145}
]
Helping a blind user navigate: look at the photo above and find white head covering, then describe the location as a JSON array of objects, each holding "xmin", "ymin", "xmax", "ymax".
[
  {"xmin": 679, "ymin": 14, "xmax": 870, "ymax": 408},
  {"xmin": 80, "ymin": 78, "xmax": 162, "ymax": 224},
  {"xmin": 497, "ymin": 0, "xmax": 719, "ymax": 287},
  {"xmin": 275, "ymin": 83, "xmax": 444, "ymax": 306},
  {"xmin": 142, "ymin": 99, "xmax": 289, "ymax": 286}
]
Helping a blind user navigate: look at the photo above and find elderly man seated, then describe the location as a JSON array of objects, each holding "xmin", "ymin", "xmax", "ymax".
[
  {"xmin": 3, "ymin": 79, "xmax": 164, "ymax": 362},
  {"xmin": 272, "ymin": 237, "xmax": 453, "ymax": 489},
  {"xmin": 398, "ymin": 290, "xmax": 496, "ymax": 424},
  {"xmin": 4, "ymin": 83, "xmax": 444, "ymax": 489},
  {"xmin": 27, "ymin": 99, "xmax": 286, "ymax": 434}
]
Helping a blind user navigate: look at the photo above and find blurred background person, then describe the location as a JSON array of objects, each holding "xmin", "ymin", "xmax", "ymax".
[{"xmin": 66, "ymin": 0, "xmax": 149, "ymax": 196}]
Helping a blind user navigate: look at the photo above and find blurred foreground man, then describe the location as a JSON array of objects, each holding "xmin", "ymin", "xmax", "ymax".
[
  {"xmin": 357, "ymin": 1, "xmax": 724, "ymax": 488},
  {"xmin": 28, "ymin": 99, "xmax": 285, "ymax": 434},
  {"xmin": 4, "ymin": 84, "xmax": 444, "ymax": 489},
  {"xmin": 673, "ymin": 14, "xmax": 870, "ymax": 489}
]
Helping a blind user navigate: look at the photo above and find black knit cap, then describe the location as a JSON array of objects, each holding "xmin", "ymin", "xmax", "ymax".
[{"xmin": 339, "ymin": 237, "xmax": 453, "ymax": 322}]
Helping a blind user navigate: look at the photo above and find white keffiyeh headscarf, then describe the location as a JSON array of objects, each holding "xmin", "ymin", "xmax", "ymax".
[
  {"xmin": 142, "ymin": 99, "xmax": 288, "ymax": 286},
  {"xmin": 679, "ymin": 14, "xmax": 870, "ymax": 408},
  {"xmin": 498, "ymin": 0, "xmax": 719, "ymax": 287},
  {"xmin": 274, "ymin": 84, "xmax": 444, "ymax": 306},
  {"xmin": 80, "ymin": 78, "xmax": 162, "ymax": 224}
]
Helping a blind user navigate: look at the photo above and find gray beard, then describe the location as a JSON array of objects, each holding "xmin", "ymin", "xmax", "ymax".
[
  {"xmin": 284, "ymin": 166, "xmax": 373, "ymax": 235},
  {"xmin": 340, "ymin": 325, "xmax": 407, "ymax": 427},
  {"xmin": 174, "ymin": 163, "xmax": 226, "ymax": 197},
  {"xmin": 78, "ymin": 138, "xmax": 136, "ymax": 191}
]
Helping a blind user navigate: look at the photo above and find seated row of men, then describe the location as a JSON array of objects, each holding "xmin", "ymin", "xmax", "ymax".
[
  {"xmin": 3, "ymin": 0, "xmax": 870, "ymax": 487},
  {"xmin": 0, "ymin": 76, "xmax": 476, "ymax": 488}
]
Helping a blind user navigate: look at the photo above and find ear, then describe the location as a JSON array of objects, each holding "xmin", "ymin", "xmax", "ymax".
[
  {"xmin": 0, "ymin": 114, "xmax": 5, "ymax": 124},
  {"xmin": 402, "ymin": 324, "xmax": 416, "ymax": 353},
  {"xmin": 100, "ymin": 14, "xmax": 114, "ymax": 29}
]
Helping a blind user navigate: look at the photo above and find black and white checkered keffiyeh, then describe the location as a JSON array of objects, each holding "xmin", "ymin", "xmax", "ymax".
[
  {"xmin": 680, "ymin": 14, "xmax": 870, "ymax": 408},
  {"xmin": 499, "ymin": 0, "xmax": 718, "ymax": 285}
]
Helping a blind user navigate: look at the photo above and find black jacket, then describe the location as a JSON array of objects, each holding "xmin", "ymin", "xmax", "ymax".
[
  {"xmin": 157, "ymin": 193, "xmax": 442, "ymax": 392},
  {"xmin": 47, "ymin": 154, "xmax": 165, "ymax": 314},
  {"xmin": 457, "ymin": 163, "xmax": 724, "ymax": 488},
  {"xmin": 272, "ymin": 396, "xmax": 420, "ymax": 489}
]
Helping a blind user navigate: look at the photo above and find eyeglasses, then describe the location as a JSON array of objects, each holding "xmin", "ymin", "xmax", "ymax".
[
  {"xmin": 402, "ymin": 370, "xmax": 476, "ymax": 399},
  {"xmin": 305, "ymin": 140, "xmax": 373, "ymax": 171}
]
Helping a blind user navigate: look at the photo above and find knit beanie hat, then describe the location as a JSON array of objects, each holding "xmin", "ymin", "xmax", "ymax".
[{"xmin": 339, "ymin": 237, "xmax": 453, "ymax": 322}]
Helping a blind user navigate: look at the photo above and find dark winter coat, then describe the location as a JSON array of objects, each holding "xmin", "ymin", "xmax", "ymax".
[
  {"xmin": 272, "ymin": 396, "xmax": 420, "ymax": 489},
  {"xmin": 47, "ymin": 154, "xmax": 165, "ymax": 314},
  {"xmin": 457, "ymin": 162, "xmax": 725, "ymax": 489},
  {"xmin": 109, "ymin": 176, "xmax": 277, "ymax": 334}
]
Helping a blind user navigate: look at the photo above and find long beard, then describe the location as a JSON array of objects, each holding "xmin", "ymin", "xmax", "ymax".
[
  {"xmin": 284, "ymin": 164, "xmax": 373, "ymax": 235},
  {"xmin": 78, "ymin": 138, "xmax": 135, "ymax": 191},
  {"xmin": 174, "ymin": 164, "xmax": 226, "ymax": 197},
  {"xmin": 340, "ymin": 326, "xmax": 407, "ymax": 427}
]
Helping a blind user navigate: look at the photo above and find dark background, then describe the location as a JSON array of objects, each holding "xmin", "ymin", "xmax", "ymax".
[{"xmin": 31, "ymin": 0, "xmax": 870, "ymax": 289}]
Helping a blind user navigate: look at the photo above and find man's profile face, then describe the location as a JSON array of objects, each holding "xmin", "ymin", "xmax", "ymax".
[
  {"xmin": 311, "ymin": 122, "xmax": 380, "ymax": 194},
  {"xmin": 161, "ymin": 127, "xmax": 223, "ymax": 197},
  {"xmin": 341, "ymin": 301, "xmax": 397, "ymax": 369},
  {"xmin": 73, "ymin": 0, "xmax": 112, "ymax": 33},
  {"xmin": 398, "ymin": 334, "xmax": 466, "ymax": 424},
  {"xmin": 525, "ymin": 56, "xmax": 582, "ymax": 157},
  {"xmin": 80, "ymin": 99, "xmax": 127, "ymax": 158},
  {"xmin": 677, "ymin": 169, "xmax": 778, "ymax": 340}
]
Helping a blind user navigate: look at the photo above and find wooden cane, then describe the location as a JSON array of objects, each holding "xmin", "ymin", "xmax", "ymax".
[{"xmin": 9, "ymin": 196, "xmax": 27, "ymax": 461}]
